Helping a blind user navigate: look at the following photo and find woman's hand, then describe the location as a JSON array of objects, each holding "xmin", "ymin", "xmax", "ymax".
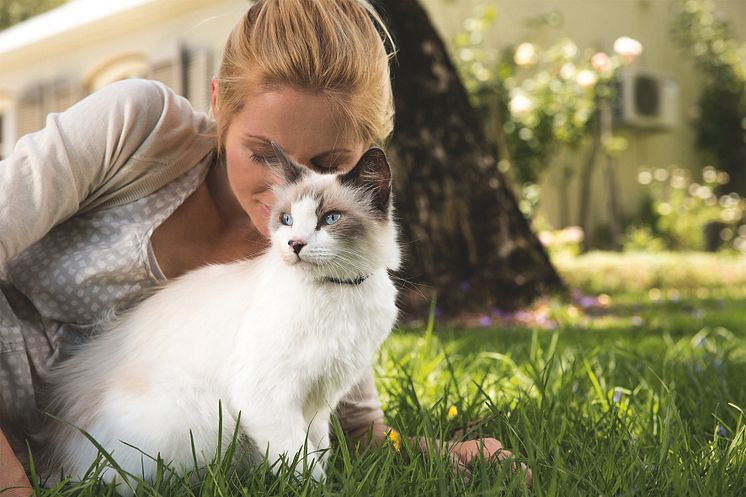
[
  {"xmin": 446, "ymin": 438, "xmax": 532, "ymax": 487},
  {"xmin": 0, "ymin": 429, "xmax": 33, "ymax": 496},
  {"xmin": 348, "ymin": 423, "xmax": 532, "ymax": 487}
]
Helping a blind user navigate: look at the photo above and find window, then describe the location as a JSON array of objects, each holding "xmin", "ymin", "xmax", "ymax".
[{"xmin": 84, "ymin": 53, "xmax": 148, "ymax": 92}]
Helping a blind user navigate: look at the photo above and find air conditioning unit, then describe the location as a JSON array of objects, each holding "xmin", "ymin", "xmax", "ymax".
[{"xmin": 613, "ymin": 67, "xmax": 679, "ymax": 130}]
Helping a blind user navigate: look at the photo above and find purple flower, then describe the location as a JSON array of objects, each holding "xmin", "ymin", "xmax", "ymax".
[
  {"xmin": 478, "ymin": 315, "xmax": 493, "ymax": 327},
  {"xmin": 515, "ymin": 310, "xmax": 531, "ymax": 322},
  {"xmin": 578, "ymin": 296, "xmax": 596, "ymax": 309},
  {"xmin": 719, "ymin": 425, "xmax": 728, "ymax": 437},
  {"xmin": 612, "ymin": 389, "xmax": 623, "ymax": 404},
  {"xmin": 458, "ymin": 280, "xmax": 471, "ymax": 292},
  {"xmin": 491, "ymin": 307, "xmax": 508, "ymax": 319}
]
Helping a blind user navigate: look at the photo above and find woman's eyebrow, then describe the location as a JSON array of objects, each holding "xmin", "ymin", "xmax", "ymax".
[
  {"xmin": 244, "ymin": 134, "xmax": 351, "ymax": 159},
  {"xmin": 245, "ymin": 134, "xmax": 271, "ymax": 144},
  {"xmin": 312, "ymin": 148, "xmax": 353, "ymax": 160}
]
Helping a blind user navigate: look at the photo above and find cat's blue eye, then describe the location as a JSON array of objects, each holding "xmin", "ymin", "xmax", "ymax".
[
  {"xmin": 323, "ymin": 212, "xmax": 342, "ymax": 225},
  {"xmin": 281, "ymin": 213, "xmax": 293, "ymax": 226}
]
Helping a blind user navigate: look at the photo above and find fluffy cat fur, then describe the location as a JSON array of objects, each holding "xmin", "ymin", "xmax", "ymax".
[{"xmin": 34, "ymin": 146, "xmax": 400, "ymax": 492}]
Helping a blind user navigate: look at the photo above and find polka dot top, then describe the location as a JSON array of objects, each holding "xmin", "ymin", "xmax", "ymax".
[
  {"xmin": 5, "ymin": 161, "xmax": 208, "ymax": 324},
  {"xmin": 0, "ymin": 158, "xmax": 210, "ymax": 421}
]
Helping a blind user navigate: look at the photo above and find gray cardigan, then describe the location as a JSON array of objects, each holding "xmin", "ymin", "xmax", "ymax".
[{"xmin": 0, "ymin": 79, "xmax": 215, "ymax": 266}]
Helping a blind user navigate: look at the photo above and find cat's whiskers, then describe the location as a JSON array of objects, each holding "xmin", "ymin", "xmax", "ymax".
[
  {"xmin": 317, "ymin": 257, "xmax": 371, "ymax": 288},
  {"xmin": 322, "ymin": 252, "xmax": 376, "ymax": 281},
  {"xmin": 331, "ymin": 247, "xmax": 430, "ymax": 302},
  {"xmin": 307, "ymin": 247, "xmax": 378, "ymax": 277}
]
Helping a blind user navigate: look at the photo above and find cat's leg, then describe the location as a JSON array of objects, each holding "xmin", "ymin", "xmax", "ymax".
[
  {"xmin": 241, "ymin": 407, "xmax": 325, "ymax": 481},
  {"xmin": 307, "ymin": 407, "xmax": 331, "ymax": 470}
]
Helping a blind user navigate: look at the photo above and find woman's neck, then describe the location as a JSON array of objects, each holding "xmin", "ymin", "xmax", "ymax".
[{"xmin": 150, "ymin": 157, "xmax": 267, "ymax": 279}]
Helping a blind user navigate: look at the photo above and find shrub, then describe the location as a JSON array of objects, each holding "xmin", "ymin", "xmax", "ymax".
[{"xmin": 625, "ymin": 165, "xmax": 746, "ymax": 252}]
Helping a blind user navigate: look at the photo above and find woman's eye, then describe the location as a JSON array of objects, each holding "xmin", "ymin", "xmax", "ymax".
[
  {"xmin": 251, "ymin": 154, "xmax": 273, "ymax": 165},
  {"xmin": 281, "ymin": 213, "xmax": 293, "ymax": 226},
  {"xmin": 323, "ymin": 212, "xmax": 342, "ymax": 225}
]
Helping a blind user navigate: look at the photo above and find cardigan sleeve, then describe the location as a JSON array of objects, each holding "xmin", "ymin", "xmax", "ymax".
[
  {"xmin": 0, "ymin": 79, "xmax": 213, "ymax": 266},
  {"xmin": 334, "ymin": 367, "xmax": 385, "ymax": 433}
]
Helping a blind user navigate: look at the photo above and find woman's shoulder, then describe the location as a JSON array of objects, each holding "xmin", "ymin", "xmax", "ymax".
[
  {"xmin": 74, "ymin": 78, "xmax": 216, "ymax": 211},
  {"xmin": 83, "ymin": 78, "xmax": 211, "ymax": 136},
  {"xmin": 94, "ymin": 78, "xmax": 168, "ymax": 103}
]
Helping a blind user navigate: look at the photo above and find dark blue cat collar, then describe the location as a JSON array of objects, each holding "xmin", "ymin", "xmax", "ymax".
[{"xmin": 323, "ymin": 275, "xmax": 370, "ymax": 285}]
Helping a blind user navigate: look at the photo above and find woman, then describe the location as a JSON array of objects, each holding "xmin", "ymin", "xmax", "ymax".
[{"xmin": 0, "ymin": 0, "xmax": 526, "ymax": 492}]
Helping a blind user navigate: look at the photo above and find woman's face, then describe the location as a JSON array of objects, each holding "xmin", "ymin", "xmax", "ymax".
[{"xmin": 216, "ymin": 85, "xmax": 365, "ymax": 237}]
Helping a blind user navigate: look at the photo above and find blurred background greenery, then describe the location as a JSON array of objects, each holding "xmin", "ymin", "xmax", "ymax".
[{"xmin": 447, "ymin": 0, "xmax": 746, "ymax": 254}]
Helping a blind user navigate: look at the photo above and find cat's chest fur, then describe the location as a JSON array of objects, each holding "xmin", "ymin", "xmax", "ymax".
[
  {"xmin": 118, "ymin": 253, "xmax": 397, "ymax": 406},
  {"xmin": 228, "ymin": 255, "xmax": 397, "ymax": 391}
]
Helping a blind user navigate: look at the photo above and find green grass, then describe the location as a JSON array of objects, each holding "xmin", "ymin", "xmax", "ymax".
[{"xmin": 25, "ymin": 252, "xmax": 746, "ymax": 496}]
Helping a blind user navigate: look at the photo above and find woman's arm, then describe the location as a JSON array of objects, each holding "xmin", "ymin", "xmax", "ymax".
[
  {"xmin": 0, "ymin": 79, "xmax": 213, "ymax": 266},
  {"xmin": 0, "ymin": 428, "xmax": 32, "ymax": 496}
]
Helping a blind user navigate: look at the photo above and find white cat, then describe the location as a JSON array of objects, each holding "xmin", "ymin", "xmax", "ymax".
[{"xmin": 35, "ymin": 145, "xmax": 400, "ymax": 493}]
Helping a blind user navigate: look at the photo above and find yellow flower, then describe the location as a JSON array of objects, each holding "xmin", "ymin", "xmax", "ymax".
[
  {"xmin": 447, "ymin": 405, "xmax": 458, "ymax": 419},
  {"xmin": 386, "ymin": 429, "xmax": 401, "ymax": 452}
]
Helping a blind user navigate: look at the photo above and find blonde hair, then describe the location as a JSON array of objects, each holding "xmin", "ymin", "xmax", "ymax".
[{"xmin": 215, "ymin": 0, "xmax": 395, "ymax": 149}]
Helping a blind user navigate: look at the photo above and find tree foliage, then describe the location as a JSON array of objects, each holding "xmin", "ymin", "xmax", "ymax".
[
  {"xmin": 671, "ymin": 0, "xmax": 746, "ymax": 195},
  {"xmin": 0, "ymin": 0, "xmax": 67, "ymax": 31}
]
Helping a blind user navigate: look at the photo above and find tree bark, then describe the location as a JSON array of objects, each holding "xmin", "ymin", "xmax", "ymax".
[{"xmin": 379, "ymin": 0, "xmax": 564, "ymax": 316}]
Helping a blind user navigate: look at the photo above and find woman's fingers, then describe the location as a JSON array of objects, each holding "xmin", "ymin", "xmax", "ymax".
[{"xmin": 449, "ymin": 439, "xmax": 532, "ymax": 488}]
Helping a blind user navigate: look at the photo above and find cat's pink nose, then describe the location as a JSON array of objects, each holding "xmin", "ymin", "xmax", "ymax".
[{"xmin": 288, "ymin": 240, "xmax": 306, "ymax": 255}]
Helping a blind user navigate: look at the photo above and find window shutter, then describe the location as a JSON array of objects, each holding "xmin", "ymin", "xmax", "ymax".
[
  {"xmin": 185, "ymin": 48, "xmax": 213, "ymax": 113},
  {"xmin": 46, "ymin": 80, "xmax": 83, "ymax": 115},
  {"xmin": 150, "ymin": 59, "xmax": 182, "ymax": 94}
]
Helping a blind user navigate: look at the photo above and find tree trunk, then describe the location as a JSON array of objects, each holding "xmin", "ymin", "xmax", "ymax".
[{"xmin": 380, "ymin": 0, "xmax": 564, "ymax": 316}]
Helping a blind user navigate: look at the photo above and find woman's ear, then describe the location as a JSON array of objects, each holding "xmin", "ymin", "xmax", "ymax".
[{"xmin": 210, "ymin": 77, "xmax": 219, "ymax": 118}]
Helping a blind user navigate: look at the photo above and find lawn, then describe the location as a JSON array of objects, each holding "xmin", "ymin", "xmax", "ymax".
[{"xmin": 27, "ymin": 252, "xmax": 746, "ymax": 496}]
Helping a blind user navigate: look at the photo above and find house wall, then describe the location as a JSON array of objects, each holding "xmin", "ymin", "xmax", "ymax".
[{"xmin": 421, "ymin": 0, "xmax": 746, "ymax": 240}]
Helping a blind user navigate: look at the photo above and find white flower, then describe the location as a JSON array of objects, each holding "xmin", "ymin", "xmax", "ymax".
[
  {"xmin": 560, "ymin": 63, "xmax": 576, "ymax": 80},
  {"xmin": 561, "ymin": 40, "xmax": 578, "ymax": 58},
  {"xmin": 514, "ymin": 42, "xmax": 538, "ymax": 66},
  {"xmin": 563, "ymin": 226, "xmax": 585, "ymax": 243},
  {"xmin": 613, "ymin": 36, "xmax": 643, "ymax": 64},
  {"xmin": 576, "ymin": 69, "xmax": 598, "ymax": 88},
  {"xmin": 509, "ymin": 94, "xmax": 534, "ymax": 116},
  {"xmin": 591, "ymin": 52, "xmax": 612, "ymax": 73}
]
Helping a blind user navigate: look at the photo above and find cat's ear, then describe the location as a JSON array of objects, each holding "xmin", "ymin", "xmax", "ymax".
[
  {"xmin": 269, "ymin": 142, "xmax": 304, "ymax": 184},
  {"xmin": 339, "ymin": 147, "xmax": 392, "ymax": 215}
]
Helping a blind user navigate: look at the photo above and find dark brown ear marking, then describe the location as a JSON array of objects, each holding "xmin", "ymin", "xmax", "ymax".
[
  {"xmin": 270, "ymin": 142, "xmax": 304, "ymax": 184},
  {"xmin": 339, "ymin": 147, "xmax": 392, "ymax": 214}
]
